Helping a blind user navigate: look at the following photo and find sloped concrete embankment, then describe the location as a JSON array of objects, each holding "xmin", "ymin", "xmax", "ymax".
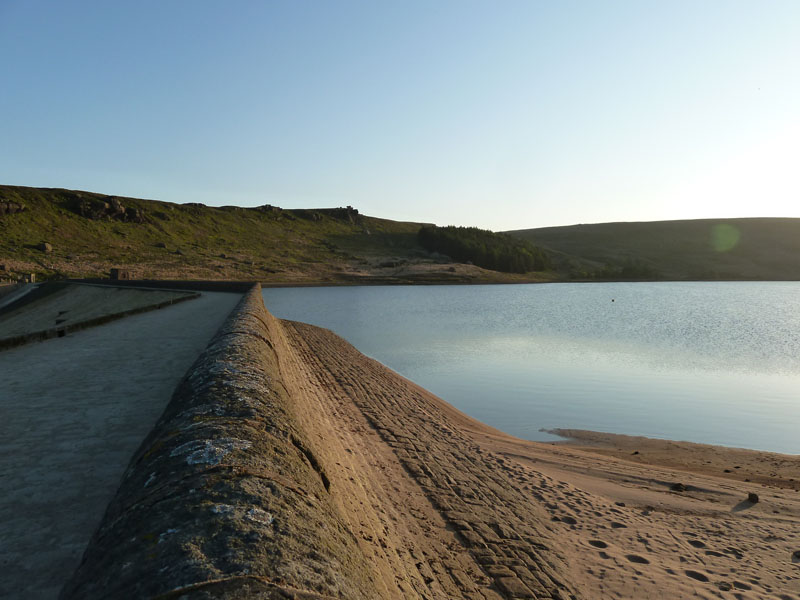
[
  {"xmin": 0, "ymin": 281, "xmax": 25, "ymax": 301},
  {"xmin": 0, "ymin": 283, "xmax": 200, "ymax": 351},
  {"xmin": 60, "ymin": 285, "xmax": 374, "ymax": 600}
]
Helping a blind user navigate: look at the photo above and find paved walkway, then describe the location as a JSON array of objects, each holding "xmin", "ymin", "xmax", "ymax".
[{"xmin": 0, "ymin": 291, "xmax": 241, "ymax": 599}]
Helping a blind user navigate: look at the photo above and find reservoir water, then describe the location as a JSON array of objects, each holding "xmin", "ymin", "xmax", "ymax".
[{"xmin": 262, "ymin": 282, "xmax": 800, "ymax": 454}]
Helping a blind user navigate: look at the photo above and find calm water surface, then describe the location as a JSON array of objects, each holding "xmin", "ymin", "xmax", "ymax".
[{"xmin": 262, "ymin": 283, "xmax": 800, "ymax": 454}]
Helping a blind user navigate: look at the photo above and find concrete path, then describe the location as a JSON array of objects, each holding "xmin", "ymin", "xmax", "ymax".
[
  {"xmin": 0, "ymin": 291, "xmax": 241, "ymax": 599},
  {"xmin": 0, "ymin": 283, "xmax": 196, "ymax": 340}
]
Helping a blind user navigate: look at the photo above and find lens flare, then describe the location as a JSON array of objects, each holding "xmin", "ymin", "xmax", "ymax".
[{"xmin": 711, "ymin": 224, "xmax": 740, "ymax": 252}]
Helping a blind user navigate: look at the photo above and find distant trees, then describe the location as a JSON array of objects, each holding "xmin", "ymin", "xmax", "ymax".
[{"xmin": 418, "ymin": 225, "xmax": 551, "ymax": 274}]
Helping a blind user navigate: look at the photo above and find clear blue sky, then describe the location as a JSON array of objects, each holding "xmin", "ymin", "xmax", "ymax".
[{"xmin": 1, "ymin": 1, "xmax": 798, "ymax": 230}]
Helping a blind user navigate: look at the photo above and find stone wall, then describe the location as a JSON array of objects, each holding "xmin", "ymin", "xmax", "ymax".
[{"xmin": 60, "ymin": 285, "xmax": 374, "ymax": 599}]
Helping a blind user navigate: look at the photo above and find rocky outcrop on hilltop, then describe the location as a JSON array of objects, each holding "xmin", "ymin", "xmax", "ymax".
[
  {"xmin": 74, "ymin": 195, "xmax": 146, "ymax": 222},
  {"xmin": 0, "ymin": 200, "xmax": 26, "ymax": 217}
]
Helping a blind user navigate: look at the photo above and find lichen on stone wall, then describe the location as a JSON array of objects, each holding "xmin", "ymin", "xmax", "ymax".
[{"xmin": 170, "ymin": 438, "xmax": 253, "ymax": 466}]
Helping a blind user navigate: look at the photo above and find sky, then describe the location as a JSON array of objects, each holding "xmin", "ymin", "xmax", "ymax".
[{"xmin": 1, "ymin": 1, "xmax": 798, "ymax": 231}]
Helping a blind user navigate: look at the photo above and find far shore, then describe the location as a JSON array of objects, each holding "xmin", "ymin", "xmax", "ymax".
[{"xmin": 57, "ymin": 274, "xmax": 800, "ymax": 287}]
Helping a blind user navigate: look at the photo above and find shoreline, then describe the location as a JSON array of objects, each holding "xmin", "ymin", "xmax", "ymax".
[
  {"xmin": 50, "ymin": 275, "xmax": 800, "ymax": 288},
  {"xmin": 547, "ymin": 428, "xmax": 800, "ymax": 490}
]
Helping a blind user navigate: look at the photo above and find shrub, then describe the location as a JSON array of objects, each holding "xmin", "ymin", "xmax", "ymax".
[{"xmin": 418, "ymin": 225, "xmax": 550, "ymax": 273}]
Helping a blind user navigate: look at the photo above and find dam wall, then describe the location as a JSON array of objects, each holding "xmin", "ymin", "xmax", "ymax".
[
  {"xmin": 0, "ymin": 282, "xmax": 200, "ymax": 351},
  {"xmin": 60, "ymin": 285, "xmax": 374, "ymax": 599}
]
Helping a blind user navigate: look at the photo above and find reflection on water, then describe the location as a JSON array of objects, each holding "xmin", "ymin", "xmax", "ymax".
[{"xmin": 263, "ymin": 282, "xmax": 800, "ymax": 454}]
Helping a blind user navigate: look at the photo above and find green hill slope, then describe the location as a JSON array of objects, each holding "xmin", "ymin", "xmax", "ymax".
[
  {"xmin": 509, "ymin": 218, "xmax": 800, "ymax": 280},
  {"xmin": 13, "ymin": 185, "xmax": 790, "ymax": 284},
  {"xmin": 0, "ymin": 185, "xmax": 551, "ymax": 284}
]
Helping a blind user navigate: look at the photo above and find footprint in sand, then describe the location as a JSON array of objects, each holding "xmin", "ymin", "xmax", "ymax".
[
  {"xmin": 560, "ymin": 516, "xmax": 578, "ymax": 525},
  {"xmin": 705, "ymin": 550, "xmax": 724, "ymax": 557},
  {"xmin": 685, "ymin": 570, "xmax": 709, "ymax": 582},
  {"xmin": 610, "ymin": 521, "xmax": 627, "ymax": 529},
  {"xmin": 725, "ymin": 547, "xmax": 744, "ymax": 559},
  {"xmin": 588, "ymin": 540, "xmax": 608, "ymax": 549},
  {"xmin": 717, "ymin": 582, "xmax": 733, "ymax": 592},
  {"xmin": 626, "ymin": 555, "xmax": 650, "ymax": 565},
  {"xmin": 688, "ymin": 540, "xmax": 706, "ymax": 549}
]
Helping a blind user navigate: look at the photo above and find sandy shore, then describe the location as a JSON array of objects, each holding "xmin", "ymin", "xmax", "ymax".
[{"xmin": 280, "ymin": 321, "xmax": 800, "ymax": 599}]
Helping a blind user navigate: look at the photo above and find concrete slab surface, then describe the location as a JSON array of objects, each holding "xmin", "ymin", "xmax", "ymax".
[
  {"xmin": 0, "ymin": 283, "xmax": 34, "ymax": 310},
  {"xmin": 0, "ymin": 290, "xmax": 241, "ymax": 599},
  {"xmin": 0, "ymin": 283, "xmax": 196, "ymax": 341}
]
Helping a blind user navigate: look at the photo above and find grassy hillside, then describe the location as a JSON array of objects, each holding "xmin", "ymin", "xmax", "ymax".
[
  {"xmin": 0, "ymin": 185, "xmax": 552, "ymax": 284},
  {"xmin": 510, "ymin": 218, "xmax": 800, "ymax": 280},
  {"xmin": 12, "ymin": 185, "xmax": 793, "ymax": 284}
]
